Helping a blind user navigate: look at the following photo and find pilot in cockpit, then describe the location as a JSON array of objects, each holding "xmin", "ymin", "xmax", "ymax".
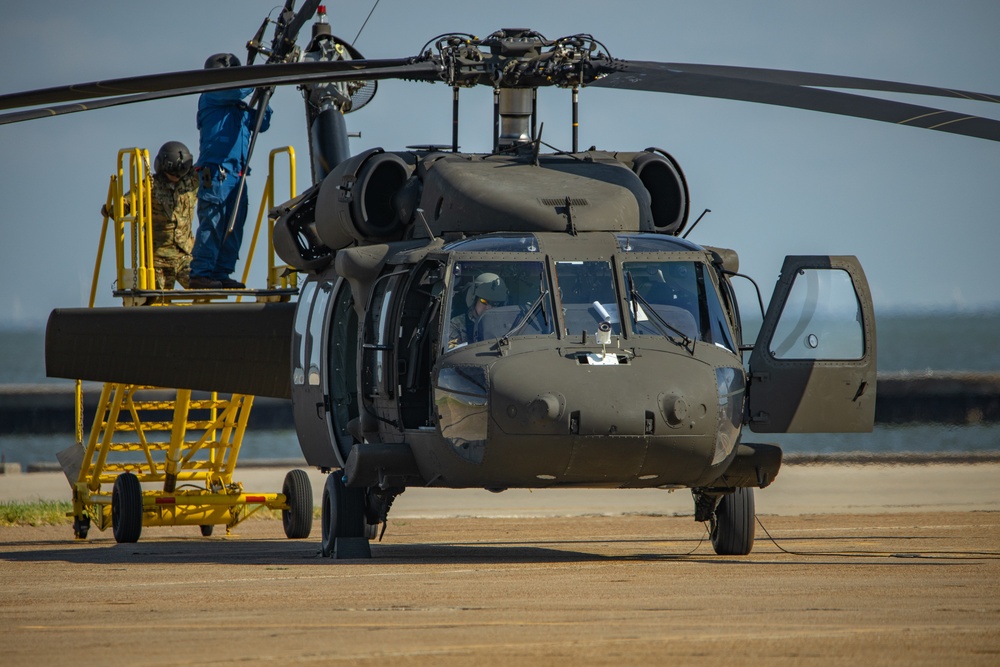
[{"xmin": 448, "ymin": 272, "xmax": 508, "ymax": 347}]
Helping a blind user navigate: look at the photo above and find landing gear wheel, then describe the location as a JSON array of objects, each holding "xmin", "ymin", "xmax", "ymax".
[
  {"xmin": 200, "ymin": 524, "xmax": 214, "ymax": 537},
  {"xmin": 320, "ymin": 473, "xmax": 368, "ymax": 558},
  {"xmin": 282, "ymin": 469, "xmax": 313, "ymax": 539},
  {"xmin": 111, "ymin": 472, "xmax": 143, "ymax": 543},
  {"xmin": 710, "ymin": 487, "xmax": 755, "ymax": 555}
]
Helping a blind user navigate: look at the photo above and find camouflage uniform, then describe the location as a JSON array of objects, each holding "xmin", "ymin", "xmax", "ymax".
[{"xmin": 150, "ymin": 171, "xmax": 198, "ymax": 289}]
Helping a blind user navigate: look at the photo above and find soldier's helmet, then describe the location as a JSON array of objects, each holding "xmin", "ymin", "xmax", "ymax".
[
  {"xmin": 154, "ymin": 141, "xmax": 193, "ymax": 178},
  {"xmin": 466, "ymin": 272, "xmax": 508, "ymax": 308},
  {"xmin": 204, "ymin": 52, "xmax": 241, "ymax": 69}
]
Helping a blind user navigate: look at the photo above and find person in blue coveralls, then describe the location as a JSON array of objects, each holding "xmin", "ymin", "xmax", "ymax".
[{"xmin": 188, "ymin": 52, "xmax": 273, "ymax": 289}]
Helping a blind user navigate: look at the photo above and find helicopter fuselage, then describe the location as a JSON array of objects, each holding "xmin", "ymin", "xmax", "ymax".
[
  {"xmin": 365, "ymin": 231, "xmax": 739, "ymax": 491},
  {"xmin": 284, "ymin": 148, "xmax": 874, "ymax": 497}
]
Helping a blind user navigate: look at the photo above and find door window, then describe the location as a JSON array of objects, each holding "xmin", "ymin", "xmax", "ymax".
[
  {"xmin": 771, "ymin": 268, "xmax": 864, "ymax": 360},
  {"xmin": 362, "ymin": 274, "xmax": 402, "ymax": 399},
  {"xmin": 292, "ymin": 281, "xmax": 317, "ymax": 386},
  {"xmin": 327, "ymin": 278, "xmax": 359, "ymax": 457},
  {"xmin": 307, "ymin": 282, "xmax": 333, "ymax": 386}
]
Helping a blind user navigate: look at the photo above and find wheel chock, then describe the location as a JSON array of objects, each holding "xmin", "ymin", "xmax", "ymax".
[{"xmin": 332, "ymin": 537, "xmax": 372, "ymax": 559}]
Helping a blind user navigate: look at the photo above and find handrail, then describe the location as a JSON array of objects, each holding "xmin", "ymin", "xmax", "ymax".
[{"xmin": 239, "ymin": 145, "xmax": 298, "ymax": 296}]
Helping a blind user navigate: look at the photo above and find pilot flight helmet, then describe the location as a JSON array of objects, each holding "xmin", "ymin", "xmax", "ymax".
[
  {"xmin": 204, "ymin": 52, "xmax": 241, "ymax": 69},
  {"xmin": 466, "ymin": 272, "xmax": 508, "ymax": 308},
  {"xmin": 154, "ymin": 141, "xmax": 193, "ymax": 178}
]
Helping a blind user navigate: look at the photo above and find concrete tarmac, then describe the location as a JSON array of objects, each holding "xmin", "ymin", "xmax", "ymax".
[{"xmin": 2, "ymin": 463, "xmax": 999, "ymax": 665}]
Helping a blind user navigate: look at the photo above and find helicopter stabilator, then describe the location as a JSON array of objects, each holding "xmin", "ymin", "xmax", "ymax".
[{"xmin": 7, "ymin": 2, "xmax": 1000, "ymax": 557}]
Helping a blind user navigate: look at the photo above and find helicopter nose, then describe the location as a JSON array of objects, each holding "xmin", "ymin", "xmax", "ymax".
[{"xmin": 491, "ymin": 352, "xmax": 715, "ymax": 438}]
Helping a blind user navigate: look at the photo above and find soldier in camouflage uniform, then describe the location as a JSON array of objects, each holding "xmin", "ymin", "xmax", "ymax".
[{"xmin": 150, "ymin": 141, "xmax": 197, "ymax": 289}]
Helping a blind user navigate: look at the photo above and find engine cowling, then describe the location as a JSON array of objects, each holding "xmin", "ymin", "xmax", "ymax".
[
  {"xmin": 630, "ymin": 148, "xmax": 690, "ymax": 236},
  {"xmin": 314, "ymin": 148, "xmax": 414, "ymax": 249}
]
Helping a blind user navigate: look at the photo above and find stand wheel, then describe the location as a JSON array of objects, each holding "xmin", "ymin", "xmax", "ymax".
[
  {"xmin": 282, "ymin": 469, "xmax": 313, "ymax": 539},
  {"xmin": 200, "ymin": 525, "xmax": 214, "ymax": 537},
  {"xmin": 111, "ymin": 472, "xmax": 143, "ymax": 543},
  {"xmin": 73, "ymin": 515, "xmax": 90, "ymax": 540}
]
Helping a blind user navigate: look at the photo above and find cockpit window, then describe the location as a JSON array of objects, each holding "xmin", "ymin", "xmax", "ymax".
[
  {"xmin": 622, "ymin": 260, "xmax": 737, "ymax": 352},
  {"xmin": 555, "ymin": 260, "xmax": 622, "ymax": 337},
  {"xmin": 442, "ymin": 233, "xmax": 539, "ymax": 253},
  {"xmin": 445, "ymin": 259, "xmax": 553, "ymax": 350}
]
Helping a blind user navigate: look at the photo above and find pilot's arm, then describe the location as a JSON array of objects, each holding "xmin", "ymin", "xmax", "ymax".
[
  {"xmin": 448, "ymin": 314, "xmax": 466, "ymax": 348},
  {"xmin": 449, "ymin": 312, "xmax": 475, "ymax": 348}
]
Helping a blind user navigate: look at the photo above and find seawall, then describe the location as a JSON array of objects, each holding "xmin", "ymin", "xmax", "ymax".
[{"xmin": 1, "ymin": 371, "xmax": 998, "ymax": 434}]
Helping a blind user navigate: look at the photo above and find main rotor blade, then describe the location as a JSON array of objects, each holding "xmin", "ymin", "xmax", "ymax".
[
  {"xmin": 591, "ymin": 61, "xmax": 1000, "ymax": 142},
  {"xmin": 650, "ymin": 63, "xmax": 1000, "ymax": 104},
  {"xmin": 0, "ymin": 60, "xmax": 441, "ymax": 126},
  {"xmin": 0, "ymin": 58, "xmax": 439, "ymax": 112}
]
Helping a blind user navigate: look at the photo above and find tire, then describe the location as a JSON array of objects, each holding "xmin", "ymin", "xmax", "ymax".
[
  {"xmin": 320, "ymin": 473, "xmax": 366, "ymax": 556},
  {"xmin": 73, "ymin": 515, "xmax": 90, "ymax": 540},
  {"xmin": 200, "ymin": 524, "xmax": 214, "ymax": 537},
  {"xmin": 282, "ymin": 469, "xmax": 313, "ymax": 539},
  {"xmin": 112, "ymin": 472, "xmax": 143, "ymax": 543},
  {"xmin": 710, "ymin": 487, "xmax": 755, "ymax": 555}
]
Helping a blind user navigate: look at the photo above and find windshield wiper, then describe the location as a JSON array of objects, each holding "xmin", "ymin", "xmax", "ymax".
[
  {"xmin": 626, "ymin": 272, "xmax": 695, "ymax": 354},
  {"xmin": 500, "ymin": 288, "xmax": 549, "ymax": 345}
]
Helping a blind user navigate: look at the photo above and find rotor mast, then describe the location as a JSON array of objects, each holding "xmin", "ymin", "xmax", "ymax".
[{"xmin": 431, "ymin": 29, "xmax": 611, "ymax": 155}]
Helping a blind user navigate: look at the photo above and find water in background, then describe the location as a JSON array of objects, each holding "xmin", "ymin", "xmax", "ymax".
[{"xmin": 2, "ymin": 311, "xmax": 999, "ymax": 466}]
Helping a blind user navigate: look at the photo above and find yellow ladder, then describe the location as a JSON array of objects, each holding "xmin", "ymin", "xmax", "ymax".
[{"xmin": 66, "ymin": 147, "xmax": 311, "ymax": 542}]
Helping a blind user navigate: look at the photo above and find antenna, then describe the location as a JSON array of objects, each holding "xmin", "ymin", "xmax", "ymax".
[
  {"xmin": 682, "ymin": 209, "xmax": 711, "ymax": 239},
  {"xmin": 415, "ymin": 208, "xmax": 437, "ymax": 241}
]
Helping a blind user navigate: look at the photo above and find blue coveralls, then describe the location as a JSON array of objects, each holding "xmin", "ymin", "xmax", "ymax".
[{"xmin": 191, "ymin": 88, "xmax": 272, "ymax": 281}]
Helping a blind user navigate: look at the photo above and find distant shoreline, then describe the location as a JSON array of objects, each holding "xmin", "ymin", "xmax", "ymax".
[{"xmin": 2, "ymin": 372, "xmax": 999, "ymax": 436}]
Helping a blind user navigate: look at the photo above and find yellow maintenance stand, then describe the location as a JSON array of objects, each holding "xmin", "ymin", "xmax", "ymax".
[{"xmin": 66, "ymin": 147, "xmax": 311, "ymax": 543}]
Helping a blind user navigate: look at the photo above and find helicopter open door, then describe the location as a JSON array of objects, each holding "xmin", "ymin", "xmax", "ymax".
[{"xmin": 746, "ymin": 255, "xmax": 876, "ymax": 433}]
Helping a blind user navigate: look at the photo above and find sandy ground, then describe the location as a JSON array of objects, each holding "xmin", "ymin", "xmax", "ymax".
[
  {"xmin": 2, "ymin": 464, "xmax": 999, "ymax": 665},
  {"xmin": 1, "ymin": 512, "xmax": 999, "ymax": 666},
  {"xmin": 2, "ymin": 462, "xmax": 999, "ymax": 515}
]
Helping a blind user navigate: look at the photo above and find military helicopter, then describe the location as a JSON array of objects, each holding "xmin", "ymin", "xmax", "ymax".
[{"xmin": 4, "ymin": 2, "xmax": 999, "ymax": 558}]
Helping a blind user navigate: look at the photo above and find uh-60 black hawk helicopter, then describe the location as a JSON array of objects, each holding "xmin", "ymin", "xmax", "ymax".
[{"xmin": 5, "ymin": 2, "xmax": 999, "ymax": 558}]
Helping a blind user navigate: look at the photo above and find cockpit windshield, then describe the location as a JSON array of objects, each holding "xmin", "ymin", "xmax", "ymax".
[
  {"xmin": 622, "ymin": 260, "xmax": 737, "ymax": 352},
  {"xmin": 445, "ymin": 259, "xmax": 554, "ymax": 350},
  {"xmin": 555, "ymin": 260, "xmax": 622, "ymax": 337}
]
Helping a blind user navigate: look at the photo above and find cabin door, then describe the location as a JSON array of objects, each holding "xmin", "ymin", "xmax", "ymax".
[{"xmin": 747, "ymin": 255, "xmax": 876, "ymax": 433}]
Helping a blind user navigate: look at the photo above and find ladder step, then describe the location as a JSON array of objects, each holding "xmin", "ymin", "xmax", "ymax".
[
  {"xmin": 94, "ymin": 442, "xmax": 231, "ymax": 452},
  {"xmin": 127, "ymin": 399, "xmax": 242, "ymax": 410},
  {"xmin": 101, "ymin": 421, "xmax": 239, "ymax": 432}
]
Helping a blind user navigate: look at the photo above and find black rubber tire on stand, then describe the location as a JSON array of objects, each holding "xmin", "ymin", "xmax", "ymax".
[
  {"xmin": 73, "ymin": 515, "xmax": 90, "ymax": 540},
  {"xmin": 282, "ymin": 469, "xmax": 313, "ymax": 539},
  {"xmin": 111, "ymin": 472, "xmax": 143, "ymax": 543}
]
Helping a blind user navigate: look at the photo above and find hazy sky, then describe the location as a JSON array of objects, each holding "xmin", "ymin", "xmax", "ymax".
[{"xmin": 1, "ymin": 0, "xmax": 999, "ymax": 328}]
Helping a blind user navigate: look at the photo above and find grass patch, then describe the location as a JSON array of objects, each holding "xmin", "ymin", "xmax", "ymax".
[
  {"xmin": 244, "ymin": 507, "xmax": 323, "ymax": 521},
  {"xmin": 0, "ymin": 500, "xmax": 74, "ymax": 527}
]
